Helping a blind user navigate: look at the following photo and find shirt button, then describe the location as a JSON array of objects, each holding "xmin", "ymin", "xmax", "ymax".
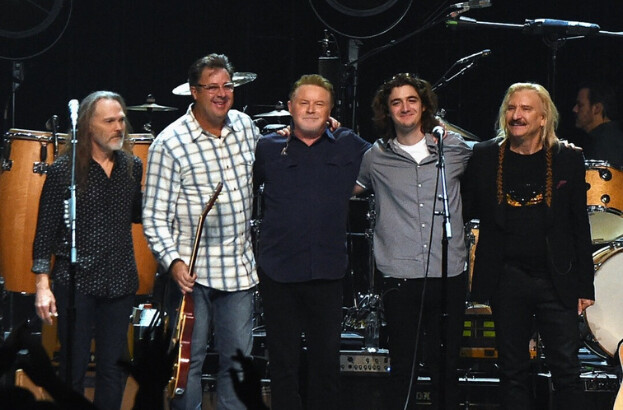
[
  {"xmin": 419, "ymin": 203, "xmax": 424, "ymax": 207},
  {"xmin": 421, "ymin": 224, "xmax": 426, "ymax": 228},
  {"xmin": 418, "ymin": 184, "xmax": 422, "ymax": 187},
  {"xmin": 423, "ymin": 244, "xmax": 427, "ymax": 248}
]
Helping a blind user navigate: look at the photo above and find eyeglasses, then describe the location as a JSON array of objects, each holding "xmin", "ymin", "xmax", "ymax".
[{"xmin": 193, "ymin": 82, "xmax": 235, "ymax": 94}]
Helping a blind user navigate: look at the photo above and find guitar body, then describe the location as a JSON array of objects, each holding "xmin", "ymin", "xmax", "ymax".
[{"xmin": 168, "ymin": 293, "xmax": 195, "ymax": 398}]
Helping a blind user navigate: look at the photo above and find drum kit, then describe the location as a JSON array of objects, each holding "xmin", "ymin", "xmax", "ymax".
[
  {"xmin": 582, "ymin": 160, "xmax": 623, "ymax": 360},
  {"xmin": 466, "ymin": 159, "xmax": 623, "ymax": 362}
]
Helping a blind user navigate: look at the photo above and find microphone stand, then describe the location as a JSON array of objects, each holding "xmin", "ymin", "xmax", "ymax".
[
  {"xmin": 433, "ymin": 61, "xmax": 478, "ymax": 92},
  {"xmin": 435, "ymin": 131, "xmax": 452, "ymax": 410},
  {"xmin": 66, "ymin": 103, "xmax": 79, "ymax": 387}
]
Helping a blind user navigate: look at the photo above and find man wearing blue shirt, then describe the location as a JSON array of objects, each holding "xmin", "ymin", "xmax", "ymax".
[{"xmin": 253, "ymin": 74, "xmax": 370, "ymax": 410}]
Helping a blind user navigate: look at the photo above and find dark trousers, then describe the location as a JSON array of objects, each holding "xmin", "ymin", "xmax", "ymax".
[
  {"xmin": 490, "ymin": 264, "xmax": 584, "ymax": 410},
  {"xmin": 382, "ymin": 273, "xmax": 466, "ymax": 410},
  {"xmin": 258, "ymin": 268, "xmax": 343, "ymax": 410},
  {"xmin": 55, "ymin": 282, "xmax": 134, "ymax": 410}
]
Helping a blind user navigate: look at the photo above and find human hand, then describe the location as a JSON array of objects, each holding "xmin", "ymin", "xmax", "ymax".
[
  {"xmin": 578, "ymin": 298, "xmax": 594, "ymax": 315},
  {"xmin": 170, "ymin": 260, "xmax": 195, "ymax": 294},
  {"xmin": 35, "ymin": 274, "xmax": 57, "ymax": 325}
]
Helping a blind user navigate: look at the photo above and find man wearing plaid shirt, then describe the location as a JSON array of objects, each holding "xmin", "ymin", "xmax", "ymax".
[{"xmin": 143, "ymin": 53, "xmax": 258, "ymax": 410}]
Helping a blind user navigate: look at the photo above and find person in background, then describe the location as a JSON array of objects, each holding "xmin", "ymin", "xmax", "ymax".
[{"xmin": 572, "ymin": 81, "xmax": 623, "ymax": 166}]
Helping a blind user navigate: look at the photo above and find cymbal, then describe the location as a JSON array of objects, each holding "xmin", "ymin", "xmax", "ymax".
[
  {"xmin": 233, "ymin": 72, "xmax": 257, "ymax": 87},
  {"xmin": 172, "ymin": 71, "xmax": 258, "ymax": 96},
  {"xmin": 439, "ymin": 118, "xmax": 480, "ymax": 141},
  {"xmin": 127, "ymin": 103, "xmax": 178, "ymax": 112},
  {"xmin": 254, "ymin": 109, "xmax": 291, "ymax": 118}
]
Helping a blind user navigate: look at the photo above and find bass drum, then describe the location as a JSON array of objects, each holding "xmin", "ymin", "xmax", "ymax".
[
  {"xmin": 583, "ymin": 242, "xmax": 623, "ymax": 358},
  {"xmin": 0, "ymin": 129, "xmax": 66, "ymax": 293},
  {"xmin": 128, "ymin": 134, "xmax": 158, "ymax": 295}
]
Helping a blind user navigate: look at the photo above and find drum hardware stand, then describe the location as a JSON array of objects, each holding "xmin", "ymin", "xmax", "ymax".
[
  {"xmin": 32, "ymin": 114, "xmax": 61, "ymax": 175},
  {"xmin": 8, "ymin": 61, "xmax": 24, "ymax": 130},
  {"xmin": 343, "ymin": 194, "xmax": 384, "ymax": 350},
  {"xmin": 1, "ymin": 138, "xmax": 12, "ymax": 171}
]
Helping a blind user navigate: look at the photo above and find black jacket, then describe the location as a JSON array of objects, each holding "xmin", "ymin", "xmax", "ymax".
[{"xmin": 462, "ymin": 138, "xmax": 594, "ymax": 308}]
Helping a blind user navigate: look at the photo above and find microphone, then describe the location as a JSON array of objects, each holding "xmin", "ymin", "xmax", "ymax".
[
  {"xmin": 452, "ymin": 0, "xmax": 491, "ymax": 9},
  {"xmin": 449, "ymin": 0, "xmax": 491, "ymax": 17},
  {"xmin": 68, "ymin": 99, "xmax": 79, "ymax": 128},
  {"xmin": 524, "ymin": 19, "xmax": 600, "ymax": 36},
  {"xmin": 432, "ymin": 126, "xmax": 445, "ymax": 140},
  {"xmin": 456, "ymin": 49, "xmax": 491, "ymax": 64},
  {"xmin": 45, "ymin": 115, "xmax": 58, "ymax": 132}
]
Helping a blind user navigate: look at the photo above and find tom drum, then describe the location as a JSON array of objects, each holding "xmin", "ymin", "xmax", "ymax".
[{"xmin": 585, "ymin": 160, "xmax": 623, "ymax": 244}]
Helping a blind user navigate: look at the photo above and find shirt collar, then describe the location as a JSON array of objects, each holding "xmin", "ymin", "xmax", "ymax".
[
  {"xmin": 185, "ymin": 103, "xmax": 241, "ymax": 141},
  {"xmin": 292, "ymin": 127, "xmax": 335, "ymax": 144},
  {"xmin": 384, "ymin": 133, "xmax": 438, "ymax": 154}
]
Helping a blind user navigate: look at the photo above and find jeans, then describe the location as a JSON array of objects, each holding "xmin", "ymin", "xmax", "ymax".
[
  {"xmin": 170, "ymin": 283, "xmax": 254, "ymax": 410},
  {"xmin": 491, "ymin": 264, "xmax": 584, "ymax": 410},
  {"xmin": 55, "ymin": 282, "xmax": 134, "ymax": 410},
  {"xmin": 258, "ymin": 268, "xmax": 343, "ymax": 410}
]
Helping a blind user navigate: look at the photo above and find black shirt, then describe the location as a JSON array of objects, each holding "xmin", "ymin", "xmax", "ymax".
[
  {"xmin": 503, "ymin": 148, "xmax": 548, "ymax": 273},
  {"xmin": 32, "ymin": 150, "xmax": 142, "ymax": 298},
  {"xmin": 584, "ymin": 121, "xmax": 623, "ymax": 167}
]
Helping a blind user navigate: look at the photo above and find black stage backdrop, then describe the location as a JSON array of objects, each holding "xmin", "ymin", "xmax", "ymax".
[{"xmin": 1, "ymin": 0, "xmax": 623, "ymax": 144}]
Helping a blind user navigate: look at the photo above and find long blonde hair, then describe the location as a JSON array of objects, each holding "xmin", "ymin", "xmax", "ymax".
[{"xmin": 495, "ymin": 82, "xmax": 559, "ymax": 148}]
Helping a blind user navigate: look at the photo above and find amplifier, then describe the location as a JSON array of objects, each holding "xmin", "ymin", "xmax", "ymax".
[
  {"xmin": 537, "ymin": 372, "xmax": 618, "ymax": 409},
  {"xmin": 461, "ymin": 304, "xmax": 538, "ymax": 360},
  {"xmin": 340, "ymin": 349, "xmax": 390, "ymax": 374}
]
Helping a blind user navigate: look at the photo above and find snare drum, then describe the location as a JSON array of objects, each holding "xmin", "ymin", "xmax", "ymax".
[
  {"xmin": 585, "ymin": 160, "xmax": 623, "ymax": 244},
  {"xmin": 128, "ymin": 134, "xmax": 158, "ymax": 295},
  {"xmin": 0, "ymin": 129, "xmax": 66, "ymax": 293},
  {"xmin": 583, "ymin": 242, "xmax": 623, "ymax": 358}
]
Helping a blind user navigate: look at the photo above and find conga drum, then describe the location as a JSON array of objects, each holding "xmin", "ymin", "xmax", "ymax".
[
  {"xmin": 0, "ymin": 129, "xmax": 66, "ymax": 293},
  {"xmin": 0, "ymin": 131, "xmax": 157, "ymax": 295},
  {"xmin": 128, "ymin": 134, "xmax": 158, "ymax": 295}
]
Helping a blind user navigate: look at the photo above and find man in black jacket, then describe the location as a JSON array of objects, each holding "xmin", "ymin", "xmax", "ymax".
[{"xmin": 463, "ymin": 82, "xmax": 594, "ymax": 410}]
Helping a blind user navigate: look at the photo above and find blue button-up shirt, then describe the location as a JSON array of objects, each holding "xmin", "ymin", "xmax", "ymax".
[{"xmin": 254, "ymin": 128, "xmax": 371, "ymax": 282}]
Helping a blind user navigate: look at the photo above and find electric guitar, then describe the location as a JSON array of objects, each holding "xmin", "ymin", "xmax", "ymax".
[{"xmin": 167, "ymin": 182, "xmax": 223, "ymax": 398}]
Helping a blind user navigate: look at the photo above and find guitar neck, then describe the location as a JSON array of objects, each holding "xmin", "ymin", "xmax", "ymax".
[{"xmin": 187, "ymin": 182, "xmax": 223, "ymax": 274}]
